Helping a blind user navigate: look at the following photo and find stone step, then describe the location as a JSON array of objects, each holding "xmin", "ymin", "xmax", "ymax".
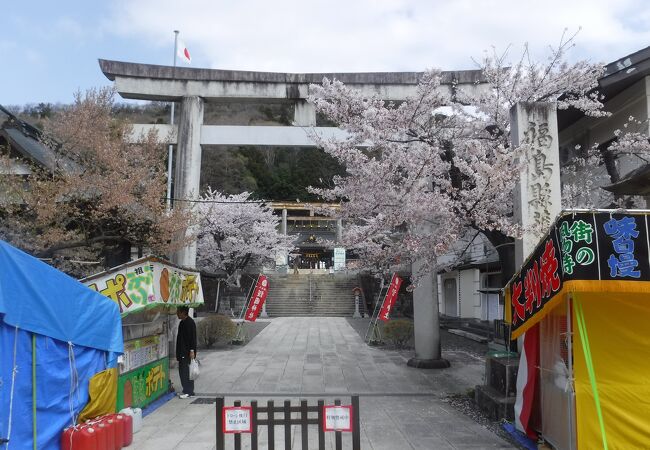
[
  {"xmin": 447, "ymin": 328, "xmax": 489, "ymax": 343},
  {"xmin": 263, "ymin": 273, "xmax": 361, "ymax": 317}
]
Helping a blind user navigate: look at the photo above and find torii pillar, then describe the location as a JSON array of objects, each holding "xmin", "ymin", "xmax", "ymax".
[{"xmin": 173, "ymin": 96, "xmax": 204, "ymax": 268}]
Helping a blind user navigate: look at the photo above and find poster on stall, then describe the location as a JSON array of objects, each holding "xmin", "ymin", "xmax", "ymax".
[
  {"xmin": 82, "ymin": 256, "xmax": 204, "ymax": 317},
  {"xmin": 121, "ymin": 335, "xmax": 168, "ymax": 374},
  {"xmin": 116, "ymin": 357, "xmax": 169, "ymax": 410}
]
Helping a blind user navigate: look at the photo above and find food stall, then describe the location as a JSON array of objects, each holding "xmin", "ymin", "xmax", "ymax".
[
  {"xmin": 505, "ymin": 209, "xmax": 650, "ymax": 449},
  {"xmin": 82, "ymin": 256, "xmax": 204, "ymax": 410}
]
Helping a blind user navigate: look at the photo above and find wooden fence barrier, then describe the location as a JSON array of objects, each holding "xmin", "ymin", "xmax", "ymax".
[{"xmin": 216, "ymin": 396, "xmax": 361, "ymax": 450}]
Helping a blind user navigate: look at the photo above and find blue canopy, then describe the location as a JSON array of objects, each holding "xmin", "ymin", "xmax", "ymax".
[
  {"xmin": 0, "ymin": 240, "xmax": 123, "ymax": 353},
  {"xmin": 0, "ymin": 240, "xmax": 124, "ymax": 449}
]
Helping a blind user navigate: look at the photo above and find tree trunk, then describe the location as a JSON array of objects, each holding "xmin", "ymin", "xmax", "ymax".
[{"xmin": 601, "ymin": 147, "xmax": 620, "ymax": 184}]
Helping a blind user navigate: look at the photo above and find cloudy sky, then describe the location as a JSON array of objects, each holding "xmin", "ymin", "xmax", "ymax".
[{"xmin": 2, "ymin": 0, "xmax": 649, "ymax": 105}]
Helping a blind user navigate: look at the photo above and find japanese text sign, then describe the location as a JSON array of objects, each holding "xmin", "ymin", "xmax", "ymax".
[
  {"xmin": 223, "ymin": 406, "xmax": 253, "ymax": 433},
  {"xmin": 378, "ymin": 274, "xmax": 403, "ymax": 322},
  {"xmin": 323, "ymin": 405, "xmax": 353, "ymax": 432},
  {"xmin": 116, "ymin": 357, "xmax": 169, "ymax": 411},
  {"xmin": 244, "ymin": 275, "xmax": 269, "ymax": 322},
  {"xmin": 506, "ymin": 210, "xmax": 650, "ymax": 338},
  {"xmin": 82, "ymin": 256, "xmax": 204, "ymax": 317}
]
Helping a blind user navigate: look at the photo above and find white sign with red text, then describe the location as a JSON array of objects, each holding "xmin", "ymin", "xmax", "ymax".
[
  {"xmin": 323, "ymin": 405, "xmax": 353, "ymax": 432},
  {"xmin": 223, "ymin": 406, "xmax": 252, "ymax": 433}
]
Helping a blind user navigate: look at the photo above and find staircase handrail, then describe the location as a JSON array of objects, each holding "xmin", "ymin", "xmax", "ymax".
[{"xmin": 308, "ymin": 274, "xmax": 312, "ymax": 303}]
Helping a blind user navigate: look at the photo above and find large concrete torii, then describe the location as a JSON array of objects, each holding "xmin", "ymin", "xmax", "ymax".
[
  {"xmin": 100, "ymin": 59, "xmax": 488, "ymax": 368},
  {"xmin": 99, "ymin": 58, "xmax": 487, "ymax": 266}
]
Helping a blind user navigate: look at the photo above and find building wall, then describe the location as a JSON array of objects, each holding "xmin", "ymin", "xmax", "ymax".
[
  {"xmin": 439, "ymin": 268, "xmax": 481, "ymax": 319},
  {"xmin": 439, "ymin": 272, "xmax": 458, "ymax": 316},
  {"xmin": 560, "ymin": 76, "xmax": 650, "ymax": 202},
  {"xmin": 459, "ymin": 268, "xmax": 481, "ymax": 319}
]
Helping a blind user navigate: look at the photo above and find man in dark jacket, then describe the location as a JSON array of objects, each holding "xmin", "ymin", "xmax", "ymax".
[{"xmin": 176, "ymin": 306, "xmax": 197, "ymax": 398}]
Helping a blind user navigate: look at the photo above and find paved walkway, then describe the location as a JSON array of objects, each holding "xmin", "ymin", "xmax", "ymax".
[{"xmin": 130, "ymin": 317, "xmax": 514, "ymax": 449}]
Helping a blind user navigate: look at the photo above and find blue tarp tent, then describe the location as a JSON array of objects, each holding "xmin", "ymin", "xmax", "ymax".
[{"xmin": 0, "ymin": 241, "xmax": 123, "ymax": 449}]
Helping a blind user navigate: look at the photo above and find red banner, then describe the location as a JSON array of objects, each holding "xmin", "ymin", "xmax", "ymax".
[
  {"xmin": 244, "ymin": 275, "xmax": 269, "ymax": 322},
  {"xmin": 378, "ymin": 274, "xmax": 402, "ymax": 322}
]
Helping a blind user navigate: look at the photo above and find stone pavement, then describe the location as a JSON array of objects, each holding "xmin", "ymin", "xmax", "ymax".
[{"xmin": 130, "ymin": 317, "xmax": 514, "ymax": 449}]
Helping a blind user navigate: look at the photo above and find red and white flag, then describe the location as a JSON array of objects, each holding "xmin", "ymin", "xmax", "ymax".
[
  {"xmin": 177, "ymin": 40, "xmax": 191, "ymax": 64},
  {"xmin": 514, "ymin": 324, "xmax": 540, "ymax": 439}
]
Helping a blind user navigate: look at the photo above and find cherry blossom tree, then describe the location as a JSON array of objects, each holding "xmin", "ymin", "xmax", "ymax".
[
  {"xmin": 0, "ymin": 87, "xmax": 191, "ymax": 275},
  {"xmin": 308, "ymin": 34, "xmax": 606, "ymax": 283},
  {"xmin": 196, "ymin": 188, "xmax": 296, "ymax": 286}
]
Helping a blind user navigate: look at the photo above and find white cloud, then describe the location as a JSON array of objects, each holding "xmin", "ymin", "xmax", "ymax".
[
  {"xmin": 106, "ymin": 0, "xmax": 650, "ymax": 72},
  {"xmin": 55, "ymin": 17, "xmax": 85, "ymax": 40}
]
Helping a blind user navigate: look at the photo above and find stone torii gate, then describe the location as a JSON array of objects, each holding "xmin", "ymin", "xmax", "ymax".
[
  {"xmin": 99, "ymin": 59, "xmax": 488, "ymax": 368},
  {"xmin": 99, "ymin": 59, "xmax": 486, "ymax": 267}
]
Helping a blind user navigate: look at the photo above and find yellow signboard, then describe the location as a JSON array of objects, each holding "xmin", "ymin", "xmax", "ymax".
[{"xmin": 82, "ymin": 256, "xmax": 204, "ymax": 316}]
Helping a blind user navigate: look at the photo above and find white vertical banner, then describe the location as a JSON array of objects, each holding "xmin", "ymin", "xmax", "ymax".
[{"xmin": 333, "ymin": 247, "xmax": 346, "ymax": 270}]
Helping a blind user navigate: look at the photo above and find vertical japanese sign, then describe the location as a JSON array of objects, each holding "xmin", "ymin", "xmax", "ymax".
[
  {"xmin": 334, "ymin": 247, "xmax": 346, "ymax": 270},
  {"xmin": 508, "ymin": 235, "xmax": 562, "ymax": 337},
  {"xmin": 244, "ymin": 275, "xmax": 269, "ymax": 322},
  {"xmin": 378, "ymin": 274, "xmax": 403, "ymax": 322},
  {"xmin": 506, "ymin": 210, "xmax": 650, "ymax": 339},
  {"xmin": 557, "ymin": 214, "xmax": 598, "ymax": 280},
  {"xmin": 595, "ymin": 213, "xmax": 650, "ymax": 280},
  {"xmin": 510, "ymin": 102, "xmax": 562, "ymax": 267}
]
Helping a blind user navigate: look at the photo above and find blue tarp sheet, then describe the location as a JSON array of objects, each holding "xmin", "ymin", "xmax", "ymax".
[
  {"xmin": 0, "ymin": 324, "xmax": 106, "ymax": 449},
  {"xmin": 0, "ymin": 241, "xmax": 124, "ymax": 449},
  {"xmin": 0, "ymin": 241, "xmax": 123, "ymax": 354}
]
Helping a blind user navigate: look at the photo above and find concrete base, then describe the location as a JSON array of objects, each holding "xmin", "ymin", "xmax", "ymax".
[
  {"xmin": 474, "ymin": 384, "xmax": 515, "ymax": 421},
  {"xmin": 407, "ymin": 357, "xmax": 451, "ymax": 369},
  {"xmin": 486, "ymin": 356, "xmax": 518, "ymax": 397}
]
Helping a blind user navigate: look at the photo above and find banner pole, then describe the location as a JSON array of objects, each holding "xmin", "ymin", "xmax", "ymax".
[
  {"xmin": 364, "ymin": 285, "xmax": 385, "ymax": 342},
  {"xmin": 567, "ymin": 295, "xmax": 576, "ymax": 450},
  {"xmin": 32, "ymin": 333, "xmax": 36, "ymax": 450},
  {"xmin": 365, "ymin": 274, "xmax": 394, "ymax": 343},
  {"xmin": 234, "ymin": 274, "xmax": 260, "ymax": 342},
  {"xmin": 375, "ymin": 273, "xmax": 396, "ymax": 341}
]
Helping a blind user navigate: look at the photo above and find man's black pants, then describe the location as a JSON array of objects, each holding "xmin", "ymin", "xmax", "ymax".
[{"xmin": 178, "ymin": 358, "xmax": 195, "ymax": 395}]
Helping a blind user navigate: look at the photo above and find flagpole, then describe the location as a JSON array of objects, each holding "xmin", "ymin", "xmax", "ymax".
[{"xmin": 166, "ymin": 30, "xmax": 179, "ymax": 211}]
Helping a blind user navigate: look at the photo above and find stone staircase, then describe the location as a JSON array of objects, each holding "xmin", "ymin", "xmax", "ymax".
[{"xmin": 265, "ymin": 272, "xmax": 359, "ymax": 317}]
